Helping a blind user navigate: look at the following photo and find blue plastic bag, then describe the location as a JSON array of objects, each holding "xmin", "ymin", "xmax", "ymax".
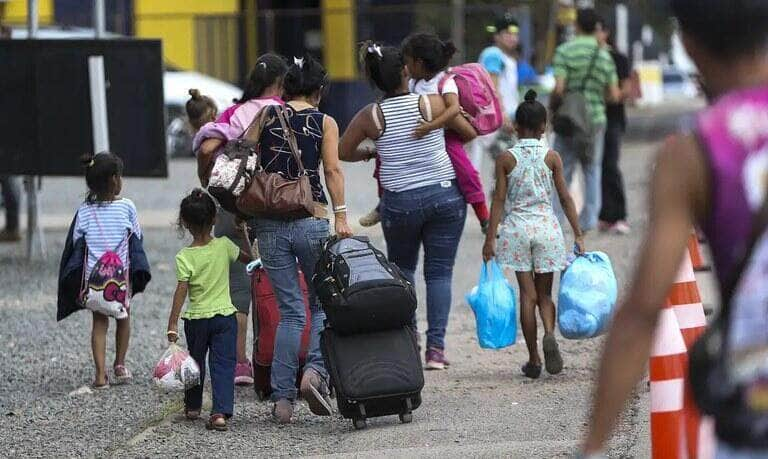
[
  {"xmin": 466, "ymin": 260, "xmax": 517, "ymax": 349},
  {"xmin": 557, "ymin": 251, "xmax": 618, "ymax": 339}
]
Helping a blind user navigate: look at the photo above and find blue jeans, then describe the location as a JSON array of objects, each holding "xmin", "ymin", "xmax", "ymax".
[
  {"xmin": 252, "ymin": 217, "xmax": 329, "ymax": 401},
  {"xmin": 380, "ymin": 181, "xmax": 467, "ymax": 350},
  {"xmin": 717, "ymin": 442, "xmax": 768, "ymax": 458},
  {"xmin": 553, "ymin": 124, "xmax": 607, "ymax": 232},
  {"xmin": 184, "ymin": 313, "xmax": 237, "ymax": 416}
]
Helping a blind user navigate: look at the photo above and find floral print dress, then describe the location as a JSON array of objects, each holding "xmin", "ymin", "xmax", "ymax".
[{"xmin": 497, "ymin": 138, "xmax": 567, "ymax": 273}]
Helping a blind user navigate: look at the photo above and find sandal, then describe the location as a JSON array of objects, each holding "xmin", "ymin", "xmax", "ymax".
[
  {"xmin": 92, "ymin": 376, "xmax": 110, "ymax": 390},
  {"xmin": 113, "ymin": 365, "xmax": 133, "ymax": 385},
  {"xmin": 184, "ymin": 408, "xmax": 200, "ymax": 420},
  {"xmin": 206, "ymin": 414, "xmax": 228, "ymax": 431},
  {"xmin": 521, "ymin": 362, "xmax": 542, "ymax": 379},
  {"xmin": 543, "ymin": 334, "xmax": 564, "ymax": 375}
]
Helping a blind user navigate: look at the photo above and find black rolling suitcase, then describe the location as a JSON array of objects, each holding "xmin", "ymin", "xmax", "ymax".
[{"xmin": 321, "ymin": 326, "xmax": 424, "ymax": 430}]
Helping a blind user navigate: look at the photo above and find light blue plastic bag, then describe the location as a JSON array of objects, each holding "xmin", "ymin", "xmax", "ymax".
[
  {"xmin": 557, "ymin": 251, "xmax": 618, "ymax": 339},
  {"xmin": 466, "ymin": 260, "xmax": 517, "ymax": 349}
]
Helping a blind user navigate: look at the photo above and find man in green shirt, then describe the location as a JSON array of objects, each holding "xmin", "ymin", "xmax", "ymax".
[{"xmin": 550, "ymin": 8, "xmax": 621, "ymax": 232}]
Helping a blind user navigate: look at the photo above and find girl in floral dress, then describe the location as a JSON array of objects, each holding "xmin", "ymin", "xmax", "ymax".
[{"xmin": 483, "ymin": 90, "xmax": 584, "ymax": 379}]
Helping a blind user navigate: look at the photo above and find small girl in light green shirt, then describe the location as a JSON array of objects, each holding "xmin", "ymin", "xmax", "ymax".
[{"xmin": 166, "ymin": 189, "xmax": 251, "ymax": 431}]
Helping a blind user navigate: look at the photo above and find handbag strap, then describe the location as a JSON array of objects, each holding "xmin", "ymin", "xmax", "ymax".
[
  {"xmin": 242, "ymin": 107, "xmax": 270, "ymax": 142},
  {"xmin": 578, "ymin": 45, "xmax": 601, "ymax": 93},
  {"xmin": 268, "ymin": 105, "xmax": 307, "ymax": 174}
]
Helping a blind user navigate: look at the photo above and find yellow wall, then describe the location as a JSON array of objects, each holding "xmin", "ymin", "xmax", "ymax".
[
  {"xmin": 322, "ymin": 0, "xmax": 356, "ymax": 80},
  {"xmin": 134, "ymin": 0, "xmax": 239, "ymax": 71},
  {"xmin": 3, "ymin": 0, "xmax": 54, "ymax": 25}
]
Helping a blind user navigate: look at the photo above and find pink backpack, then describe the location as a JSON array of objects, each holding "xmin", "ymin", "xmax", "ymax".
[{"xmin": 439, "ymin": 63, "xmax": 503, "ymax": 135}]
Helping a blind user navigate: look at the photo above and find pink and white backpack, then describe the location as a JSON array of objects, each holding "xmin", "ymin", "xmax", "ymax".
[{"xmin": 439, "ymin": 63, "xmax": 503, "ymax": 135}]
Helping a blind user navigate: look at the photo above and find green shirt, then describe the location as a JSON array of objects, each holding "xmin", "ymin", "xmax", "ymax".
[
  {"xmin": 553, "ymin": 35, "xmax": 618, "ymax": 126},
  {"xmin": 175, "ymin": 237, "xmax": 240, "ymax": 320}
]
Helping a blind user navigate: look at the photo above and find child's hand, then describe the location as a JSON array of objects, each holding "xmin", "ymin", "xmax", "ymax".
[
  {"xmin": 166, "ymin": 329, "xmax": 179, "ymax": 343},
  {"xmin": 574, "ymin": 236, "xmax": 586, "ymax": 255},
  {"xmin": 414, "ymin": 120, "xmax": 436, "ymax": 139},
  {"xmin": 482, "ymin": 239, "xmax": 496, "ymax": 262}
]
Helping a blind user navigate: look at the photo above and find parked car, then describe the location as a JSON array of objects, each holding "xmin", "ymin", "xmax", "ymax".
[
  {"xmin": 662, "ymin": 66, "xmax": 699, "ymax": 99},
  {"xmin": 11, "ymin": 26, "xmax": 242, "ymax": 157}
]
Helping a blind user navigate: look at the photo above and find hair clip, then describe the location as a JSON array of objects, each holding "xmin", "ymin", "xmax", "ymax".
[
  {"xmin": 293, "ymin": 57, "xmax": 305, "ymax": 69},
  {"xmin": 367, "ymin": 44, "xmax": 383, "ymax": 58},
  {"xmin": 258, "ymin": 62, "xmax": 267, "ymax": 69},
  {"xmin": 88, "ymin": 159, "xmax": 95, "ymax": 167}
]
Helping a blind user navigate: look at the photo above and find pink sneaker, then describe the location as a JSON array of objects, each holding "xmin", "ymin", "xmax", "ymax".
[
  {"xmin": 234, "ymin": 360, "xmax": 254, "ymax": 386},
  {"xmin": 611, "ymin": 221, "xmax": 631, "ymax": 235}
]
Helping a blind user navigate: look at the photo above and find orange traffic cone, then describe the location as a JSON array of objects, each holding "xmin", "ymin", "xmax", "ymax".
[
  {"xmin": 666, "ymin": 250, "xmax": 710, "ymax": 459},
  {"xmin": 650, "ymin": 307, "xmax": 688, "ymax": 459},
  {"xmin": 688, "ymin": 232, "xmax": 710, "ymax": 272}
]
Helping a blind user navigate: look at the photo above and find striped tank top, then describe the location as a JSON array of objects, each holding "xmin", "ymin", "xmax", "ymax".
[{"xmin": 375, "ymin": 94, "xmax": 455, "ymax": 192}]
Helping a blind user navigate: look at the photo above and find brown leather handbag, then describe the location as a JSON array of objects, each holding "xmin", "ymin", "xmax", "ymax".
[{"xmin": 236, "ymin": 106, "xmax": 320, "ymax": 219}]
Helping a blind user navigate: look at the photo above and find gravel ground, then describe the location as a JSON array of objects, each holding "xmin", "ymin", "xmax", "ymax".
[{"xmin": 0, "ymin": 141, "xmax": 660, "ymax": 457}]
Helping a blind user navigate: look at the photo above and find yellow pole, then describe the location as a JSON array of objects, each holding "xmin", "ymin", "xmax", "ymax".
[
  {"xmin": 321, "ymin": 0, "xmax": 356, "ymax": 80},
  {"xmin": 243, "ymin": 0, "xmax": 258, "ymax": 73}
]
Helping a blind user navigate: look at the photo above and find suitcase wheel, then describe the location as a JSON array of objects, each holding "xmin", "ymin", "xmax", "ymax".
[
  {"xmin": 399, "ymin": 412, "xmax": 413, "ymax": 424},
  {"xmin": 352, "ymin": 418, "xmax": 367, "ymax": 430}
]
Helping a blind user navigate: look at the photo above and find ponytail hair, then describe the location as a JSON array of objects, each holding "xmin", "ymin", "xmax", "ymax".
[
  {"xmin": 238, "ymin": 53, "xmax": 288, "ymax": 103},
  {"xmin": 515, "ymin": 89, "xmax": 547, "ymax": 131},
  {"xmin": 185, "ymin": 89, "xmax": 217, "ymax": 131},
  {"xmin": 283, "ymin": 54, "xmax": 329, "ymax": 100},
  {"xmin": 401, "ymin": 33, "xmax": 457, "ymax": 73},
  {"xmin": 359, "ymin": 40, "xmax": 405, "ymax": 96},
  {"xmin": 81, "ymin": 152, "xmax": 124, "ymax": 204}
]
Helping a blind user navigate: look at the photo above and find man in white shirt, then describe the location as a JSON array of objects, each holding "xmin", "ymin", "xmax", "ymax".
[{"xmin": 471, "ymin": 14, "xmax": 520, "ymax": 170}]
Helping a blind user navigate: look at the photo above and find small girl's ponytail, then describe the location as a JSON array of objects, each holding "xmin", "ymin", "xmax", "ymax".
[
  {"xmin": 185, "ymin": 89, "xmax": 217, "ymax": 131},
  {"xmin": 81, "ymin": 152, "xmax": 124, "ymax": 204},
  {"xmin": 178, "ymin": 188, "xmax": 217, "ymax": 236},
  {"xmin": 524, "ymin": 89, "xmax": 538, "ymax": 103}
]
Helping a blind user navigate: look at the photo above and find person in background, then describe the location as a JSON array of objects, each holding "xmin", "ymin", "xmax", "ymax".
[
  {"xmin": 471, "ymin": 13, "xmax": 520, "ymax": 171},
  {"xmin": 483, "ymin": 90, "xmax": 584, "ymax": 379},
  {"xmin": 195, "ymin": 54, "xmax": 288, "ymax": 388},
  {"xmin": 340, "ymin": 43, "xmax": 466, "ymax": 371},
  {"xmin": 0, "ymin": 24, "xmax": 19, "ymax": 243},
  {"xmin": 251, "ymin": 55, "xmax": 352, "ymax": 423},
  {"xmin": 550, "ymin": 8, "xmax": 621, "ymax": 234},
  {"xmin": 167, "ymin": 189, "xmax": 251, "ymax": 431},
  {"xmin": 596, "ymin": 19, "xmax": 633, "ymax": 235},
  {"xmin": 582, "ymin": 0, "xmax": 768, "ymax": 456}
]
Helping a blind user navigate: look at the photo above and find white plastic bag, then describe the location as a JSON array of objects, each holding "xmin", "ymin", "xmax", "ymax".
[{"xmin": 153, "ymin": 343, "xmax": 201, "ymax": 391}]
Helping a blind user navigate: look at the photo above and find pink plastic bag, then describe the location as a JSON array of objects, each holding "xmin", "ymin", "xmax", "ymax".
[
  {"xmin": 153, "ymin": 343, "xmax": 201, "ymax": 391},
  {"xmin": 439, "ymin": 63, "xmax": 503, "ymax": 135}
]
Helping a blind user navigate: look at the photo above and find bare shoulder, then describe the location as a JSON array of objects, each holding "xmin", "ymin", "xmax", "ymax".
[
  {"xmin": 544, "ymin": 148, "xmax": 562, "ymax": 169},
  {"xmin": 323, "ymin": 113, "xmax": 339, "ymax": 132},
  {"xmin": 496, "ymin": 150, "xmax": 516, "ymax": 172}
]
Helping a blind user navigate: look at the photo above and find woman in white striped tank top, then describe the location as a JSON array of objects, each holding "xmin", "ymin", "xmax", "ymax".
[{"xmin": 340, "ymin": 42, "xmax": 467, "ymax": 370}]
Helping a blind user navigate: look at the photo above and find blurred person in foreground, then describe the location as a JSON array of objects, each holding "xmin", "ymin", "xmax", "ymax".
[
  {"xmin": 596, "ymin": 19, "xmax": 633, "ymax": 235},
  {"xmin": 582, "ymin": 1, "xmax": 768, "ymax": 457}
]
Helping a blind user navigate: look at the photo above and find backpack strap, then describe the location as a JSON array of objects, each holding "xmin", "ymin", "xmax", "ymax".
[
  {"xmin": 420, "ymin": 95, "xmax": 433, "ymax": 122},
  {"xmin": 371, "ymin": 103, "xmax": 384, "ymax": 137},
  {"xmin": 578, "ymin": 46, "xmax": 601, "ymax": 93}
]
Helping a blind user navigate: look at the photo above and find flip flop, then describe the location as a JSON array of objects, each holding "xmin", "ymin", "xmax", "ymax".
[
  {"xmin": 113, "ymin": 365, "xmax": 133, "ymax": 385},
  {"xmin": 521, "ymin": 362, "xmax": 542, "ymax": 379},
  {"xmin": 543, "ymin": 334, "xmax": 564, "ymax": 375},
  {"xmin": 92, "ymin": 376, "xmax": 110, "ymax": 391}
]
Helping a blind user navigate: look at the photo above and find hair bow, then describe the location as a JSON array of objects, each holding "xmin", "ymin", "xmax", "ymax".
[
  {"xmin": 367, "ymin": 44, "xmax": 383, "ymax": 58},
  {"xmin": 293, "ymin": 56, "xmax": 305, "ymax": 69}
]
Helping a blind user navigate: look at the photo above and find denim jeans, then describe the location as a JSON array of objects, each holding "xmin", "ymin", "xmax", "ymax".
[
  {"xmin": 214, "ymin": 211, "xmax": 252, "ymax": 314},
  {"xmin": 380, "ymin": 181, "xmax": 467, "ymax": 350},
  {"xmin": 184, "ymin": 313, "xmax": 237, "ymax": 416},
  {"xmin": 0, "ymin": 176, "xmax": 20, "ymax": 231},
  {"xmin": 717, "ymin": 442, "xmax": 768, "ymax": 458},
  {"xmin": 252, "ymin": 216, "xmax": 329, "ymax": 401},
  {"xmin": 553, "ymin": 124, "xmax": 607, "ymax": 232}
]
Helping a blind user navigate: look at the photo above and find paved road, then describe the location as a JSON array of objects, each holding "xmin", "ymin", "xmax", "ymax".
[{"xmin": 0, "ymin": 139, "xmax": 714, "ymax": 457}]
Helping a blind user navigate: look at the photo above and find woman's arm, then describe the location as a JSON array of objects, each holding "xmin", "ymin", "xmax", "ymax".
[
  {"xmin": 322, "ymin": 115, "xmax": 353, "ymax": 238},
  {"xmin": 339, "ymin": 104, "xmax": 379, "ymax": 163},
  {"xmin": 166, "ymin": 281, "xmax": 188, "ymax": 342},
  {"xmin": 415, "ymin": 94, "xmax": 462, "ymax": 139},
  {"xmin": 548, "ymin": 150, "xmax": 584, "ymax": 253},
  {"xmin": 196, "ymin": 138, "xmax": 224, "ymax": 186},
  {"xmin": 582, "ymin": 134, "xmax": 709, "ymax": 454},
  {"xmin": 482, "ymin": 154, "xmax": 513, "ymax": 261}
]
